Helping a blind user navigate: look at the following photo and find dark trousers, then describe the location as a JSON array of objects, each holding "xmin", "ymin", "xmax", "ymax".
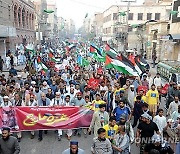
[
  {"xmin": 132, "ymin": 116, "xmax": 139, "ymax": 128},
  {"xmin": 38, "ymin": 130, "xmax": 47, "ymax": 139},
  {"xmin": 152, "ymin": 60, "xmax": 155, "ymax": 68}
]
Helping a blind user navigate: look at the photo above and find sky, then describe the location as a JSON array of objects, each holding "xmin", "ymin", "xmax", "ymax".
[{"xmin": 56, "ymin": 0, "xmax": 145, "ymax": 29}]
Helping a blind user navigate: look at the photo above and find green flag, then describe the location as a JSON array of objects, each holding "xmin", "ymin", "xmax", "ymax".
[
  {"xmin": 170, "ymin": 10, "xmax": 179, "ymax": 15},
  {"xmin": 44, "ymin": 9, "xmax": 54, "ymax": 13},
  {"xmin": 131, "ymin": 24, "xmax": 139, "ymax": 28},
  {"xmin": 119, "ymin": 12, "xmax": 126, "ymax": 16},
  {"xmin": 82, "ymin": 58, "xmax": 90, "ymax": 66}
]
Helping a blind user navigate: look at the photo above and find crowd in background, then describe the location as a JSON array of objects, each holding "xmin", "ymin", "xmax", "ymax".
[{"xmin": 0, "ymin": 42, "xmax": 179, "ymax": 154}]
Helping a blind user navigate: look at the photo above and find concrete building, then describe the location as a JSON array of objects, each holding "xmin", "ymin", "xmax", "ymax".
[
  {"xmin": 66, "ymin": 19, "xmax": 76, "ymax": 38},
  {"xmin": 13, "ymin": 0, "xmax": 35, "ymax": 47},
  {"xmin": 33, "ymin": 0, "xmax": 48, "ymax": 42},
  {"xmin": 146, "ymin": 21, "xmax": 170, "ymax": 60},
  {"xmin": 46, "ymin": 0, "xmax": 58, "ymax": 39},
  {"xmin": 168, "ymin": 0, "xmax": 180, "ymax": 61},
  {"xmin": 0, "ymin": 0, "xmax": 15, "ymax": 57},
  {"xmin": 101, "ymin": 1, "xmax": 172, "ymax": 51},
  {"xmin": 146, "ymin": 0, "xmax": 180, "ymax": 61},
  {"xmin": 93, "ymin": 13, "xmax": 104, "ymax": 40},
  {"xmin": 0, "ymin": 0, "xmax": 35, "ymax": 57},
  {"xmin": 57, "ymin": 16, "xmax": 67, "ymax": 39}
]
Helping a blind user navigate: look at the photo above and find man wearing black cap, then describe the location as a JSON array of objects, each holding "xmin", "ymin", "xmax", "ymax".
[
  {"xmin": 136, "ymin": 113, "xmax": 160, "ymax": 154},
  {"xmin": 62, "ymin": 141, "xmax": 84, "ymax": 154},
  {"xmin": 0, "ymin": 127, "xmax": 20, "ymax": 154}
]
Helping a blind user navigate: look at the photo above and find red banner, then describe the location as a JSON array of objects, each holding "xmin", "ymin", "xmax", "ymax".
[{"xmin": 0, "ymin": 106, "xmax": 93, "ymax": 131}]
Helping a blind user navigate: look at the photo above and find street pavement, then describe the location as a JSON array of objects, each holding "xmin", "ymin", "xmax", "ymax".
[{"xmin": 3, "ymin": 61, "xmax": 169, "ymax": 154}]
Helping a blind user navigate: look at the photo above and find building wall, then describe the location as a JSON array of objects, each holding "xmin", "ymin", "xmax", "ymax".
[
  {"xmin": 146, "ymin": 22, "xmax": 170, "ymax": 61},
  {"xmin": 0, "ymin": 0, "xmax": 14, "ymax": 57},
  {"xmin": 12, "ymin": 0, "xmax": 35, "ymax": 46},
  {"xmin": 0, "ymin": 0, "xmax": 35, "ymax": 57},
  {"xmin": 101, "ymin": 3, "xmax": 171, "ymax": 46},
  {"xmin": 46, "ymin": 0, "xmax": 58, "ymax": 39},
  {"xmin": 170, "ymin": 22, "xmax": 180, "ymax": 34},
  {"xmin": 168, "ymin": 0, "xmax": 180, "ymax": 61}
]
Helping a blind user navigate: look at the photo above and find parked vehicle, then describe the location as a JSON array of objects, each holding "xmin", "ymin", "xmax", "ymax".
[{"xmin": 157, "ymin": 61, "xmax": 180, "ymax": 84}]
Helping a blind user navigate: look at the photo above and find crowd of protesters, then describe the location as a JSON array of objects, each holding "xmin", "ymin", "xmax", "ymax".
[{"xmin": 0, "ymin": 42, "xmax": 179, "ymax": 154}]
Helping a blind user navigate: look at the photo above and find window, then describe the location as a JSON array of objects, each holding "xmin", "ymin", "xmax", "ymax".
[
  {"xmin": 147, "ymin": 13, "xmax": 152, "ymax": 20},
  {"xmin": 128, "ymin": 13, "xmax": 133, "ymax": 20},
  {"xmin": 113, "ymin": 27, "xmax": 117, "ymax": 33},
  {"xmin": 155, "ymin": 13, "xmax": 160, "ymax": 20},
  {"xmin": 113, "ymin": 13, "xmax": 117, "ymax": 20},
  {"xmin": 138, "ymin": 13, "xmax": 143, "ymax": 20},
  {"xmin": 22, "ymin": 8, "xmax": 25, "ymax": 28}
]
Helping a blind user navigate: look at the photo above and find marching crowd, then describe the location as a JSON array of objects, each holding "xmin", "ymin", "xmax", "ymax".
[{"xmin": 0, "ymin": 43, "xmax": 179, "ymax": 154}]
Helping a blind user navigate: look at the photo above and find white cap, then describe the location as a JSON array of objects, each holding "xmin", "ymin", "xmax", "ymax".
[
  {"xmin": 4, "ymin": 96, "xmax": 9, "ymax": 99},
  {"xmin": 167, "ymin": 119, "xmax": 174, "ymax": 123},
  {"xmin": 31, "ymin": 81, "xmax": 36, "ymax": 85},
  {"xmin": 130, "ymin": 85, "xmax": 134, "ymax": 88},
  {"xmin": 43, "ymin": 81, "xmax": 47, "ymax": 85},
  {"xmin": 17, "ymin": 75, "xmax": 21, "ymax": 78},
  {"xmin": 56, "ymin": 92, "xmax": 61, "ymax": 95}
]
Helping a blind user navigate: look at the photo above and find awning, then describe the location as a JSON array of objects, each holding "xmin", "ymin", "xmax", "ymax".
[
  {"xmin": 172, "ymin": 34, "xmax": 180, "ymax": 40},
  {"xmin": 160, "ymin": 35, "xmax": 170, "ymax": 40},
  {"xmin": 161, "ymin": 34, "xmax": 180, "ymax": 41}
]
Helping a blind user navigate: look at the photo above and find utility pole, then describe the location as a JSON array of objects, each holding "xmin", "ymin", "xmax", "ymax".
[
  {"xmin": 121, "ymin": 0, "xmax": 136, "ymax": 53},
  {"xmin": 125, "ymin": 1, "xmax": 130, "ymax": 52}
]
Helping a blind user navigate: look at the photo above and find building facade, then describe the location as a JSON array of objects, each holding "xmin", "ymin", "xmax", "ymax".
[
  {"xmin": 82, "ymin": 0, "xmax": 173, "ymax": 53},
  {"xmin": 46, "ymin": 0, "xmax": 58, "ymax": 39},
  {"xmin": 0, "ymin": 0, "xmax": 15, "ymax": 57},
  {"xmin": 146, "ymin": 0, "xmax": 180, "ymax": 61},
  {"xmin": 0, "ymin": 0, "xmax": 35, "ymax": 58},
  {"xmin": 12, "ymin": 0, "xmax": 35, "ymax": 47},
  {"xmin": 102, "ymin": 2, "xmax": 172, "ymax": 51}
]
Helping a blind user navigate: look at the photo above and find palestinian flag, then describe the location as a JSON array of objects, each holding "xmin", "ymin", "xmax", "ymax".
[
  {"xmin": 105, "ymin": 44, "xmax": 117, "ymax": 55},
  {"xmin": 138, "ymin": 56, "xmax": 148, "ymax": 66},
  {"xmin": 37, "ymin": 56, "xmax": 48, "ymax": 72},
  {"xmin": 128, "ymin": 54, "xmax": 142, "ymax": 75},
  {"xmin": 135, "ymin": 56, "xmax": 146, "ymax": 73},
  {"xmin": 48, "ymin": 52, "xmax": 56, "ymax": 62},
  {"xmin": 105, "ymin": 55, "xmax": 138, "ymax": 76},
  {"xmin": 66, "ymin": 44, "xmax": 76, "ymax": 52},
  {"xmin": 90, "ymin": 44, "xmax": 102, "ymax": 56},
  {"xmin": 106, "ymin": 49, "xmax": 138, "ymax": 75}
]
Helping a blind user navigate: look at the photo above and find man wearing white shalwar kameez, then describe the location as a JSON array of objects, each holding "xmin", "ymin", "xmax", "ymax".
[
  {"xmin": 5, "ymin": 56, "xmax": 11, "ymax": 69},
  {"xmin": 128, "ymin": 85, "xmax": 136, "ymax": 108}
]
